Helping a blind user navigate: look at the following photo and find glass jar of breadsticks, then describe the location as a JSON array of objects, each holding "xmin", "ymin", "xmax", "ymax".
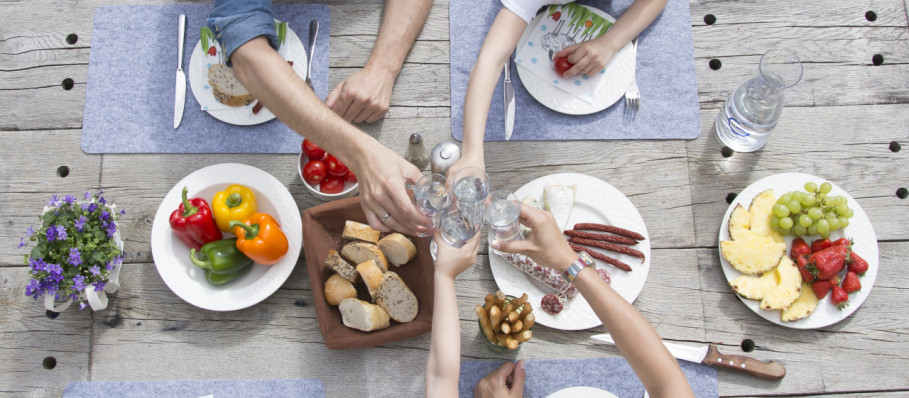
[{"xmin": 476, "ymin": 291, "xmax": 534, "ymax": 352}]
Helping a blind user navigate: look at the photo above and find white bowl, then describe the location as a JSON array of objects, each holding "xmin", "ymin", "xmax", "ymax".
[{"xmin": 298, "ymin": 151, "xmax": 359, "ymax": 201}]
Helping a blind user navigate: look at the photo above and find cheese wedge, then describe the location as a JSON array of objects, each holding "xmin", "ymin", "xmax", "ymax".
[{"xmin": 544, "ymin": 184, "xmax": 576, "ymax": 231}]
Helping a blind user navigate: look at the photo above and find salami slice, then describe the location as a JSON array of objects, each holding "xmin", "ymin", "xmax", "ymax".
[
  {"xmin": 596, "ymin": 268, "xmax": 612, "ymax": 285},
  {"xmin": 541, "ymin": 294, "xmax": 563, "ymax": 315}
]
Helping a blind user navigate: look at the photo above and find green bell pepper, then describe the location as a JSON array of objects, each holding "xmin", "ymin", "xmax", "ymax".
[{"xmin": 189, "ymin": 238, "xmax": 254, "ymax": 285}]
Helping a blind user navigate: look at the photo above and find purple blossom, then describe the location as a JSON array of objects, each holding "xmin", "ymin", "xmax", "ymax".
[
  {"xmin": 75, "ymin": 216, "xmax": 87, "ymax": 231},
  {"xmin": 26, "ymin": 226, "xmax": 35, "ymax": 237},
  {"xmin": 84, "ymin": 191, "xmax": 92, "ymax": 200},
  {"xmin": 63, "ymin": 195, "xmax": 76, "ymax": 204},
  {"xmin": 25, "ymin": 279, "xmax": 40, "ymax": 298},
  {"xmin": 45, "ymin": 264, "xmax": 64, "ymax": 283},
  {"xmin": 88, "ymin": 203, "xmax": 98, "ymax": 213},
  {"xmin": 72, "ymin": 274, "xmax": 86, "ymax": 291},
  {"xmin": 29, "ymin": 258, "xmax": 47, "ymax": 273},
  {"xmin": 54, "ymin": 225, "xmax": 67, "ymax": 240},
  {"xmin": 91, "ymin": 281, "xmax": 106, "ymax": 292},
  {"xmin": 101, "ymin": 210, "xmax": 110, "ymax": 222},
  {"xmin": 18, "ymin": 238, "xmax": 26, "ymax": 248},
  {"xmin": 48, "ymin": 194, "xmax": 60, "ymax": 207},
  {"xmin": 79, "ymin": 302, "xmax": 87, "ymax": 310},
  {"xmin": 46, "ymin": 226, "xmax": 57, "ymax": 241},
  {"xmin": 106, "ymin": 222, "xmax": 117, "ymax": 238},
  {"xmin": 98, "ymin": 196, "xmax": 107, "ymax": 205},
  {"xmin": 120, "ymin": 209, "xmax": 126, "ymax": 215},
  {"xmin": 68, "ymin": 247, "xmax": 82, "ymax": 266},
  {"xmin": 90, "ymin": 265, "xmax": 101, "ymax": 276},
  {"xmin": 81, "ymin": 203, "xmax": 90, "ymax": 211}
]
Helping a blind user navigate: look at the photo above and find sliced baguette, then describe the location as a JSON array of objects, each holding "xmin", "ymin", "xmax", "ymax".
[
  {"xmin": 377, "ymin": 233, "xmax": 417, "ymax": 267},
  {"xmin": 355, "ymin": 259, "xmax": 385, "ymax": 300},
  {"xmin": 324, "ymin": 273, "xmax": 357, "ymax": 306},
  {"xmin": 207, "ymin": 64, "xmax": 255, "ymax": 107},
  {"xmin": 342, "ymin": 241, "xmax": 388, "ymax": 272},
  {"xmin": 339, "ymin": 298, "xmax": 390, "ymax": 332},
  {"xmin": 325, "ymin": 249, "xmax": 359, "ymax": 284},
  {"xmin": 342, "ymin": 220, "xmax": 381, "ymax": 244},
  {"xmin": 375, "ymin": 271, "xmax": 418, "ymax": 323}
]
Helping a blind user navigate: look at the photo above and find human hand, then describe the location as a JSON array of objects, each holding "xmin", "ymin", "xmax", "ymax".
[
  {"xmin": 444, "ymin": 153, "xmax": 485, "ymax": 184},
  {"xmin": 345, "ymin": 142, "xmax": 430, "ymax": 235},
  {"xmin": 325, "ymin": 66, "xmax": 396, "ymax": 124},
  {"xmin": 553, "ymin": 37, "xmax": 619, "ymax": 79},
  {"xmin": 432, "ymin": 231, "xmax": 480, "ymax": 280},
  {"xmin": 491, "ymin": 206, "xmax": 577, "ymax": 273},
  {"xmin": 473, "ymin": 360, "xmax": 526, "ymax": 398}
]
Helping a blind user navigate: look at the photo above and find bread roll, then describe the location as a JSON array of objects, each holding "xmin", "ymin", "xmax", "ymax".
[
  {"xmin": 342, "ymin": 241, "xmax": 388, "ymax": 272},
  {"xmin": 324, "ymin": 273, "xmax": 357, "ymax": 306},
  {"xmin": 339, "ymin": 298, "xmax": 390, "ymax": 332},
  {"xmin": 356, "ymin": 259, "xmax": 385, "ymax": 300},
  {"xmin": 342, "ymin": 220, "xmax": 381, "ymax": 244},
  {"xmin": 207, "ymin": 64, "xmax": 255, "ymax": 107},
  {"xmin": 377, "ymin": 233, "xmax": 417, "ymax": 267},
  {"xmin": 376, "ymin": 271, "xmax": 418, "ymax": 323},
  {"xmin": 325, "ymin": 249, "xmax": 359, "ymax": 284}
]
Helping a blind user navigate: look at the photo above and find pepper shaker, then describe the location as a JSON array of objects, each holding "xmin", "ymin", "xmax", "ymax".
[
  {"xmin": 430, "ymin": 141, "xmax": 461, "ymax": 176},
  {"xmin": 405, "ymin": 133, "xmax": 430, "ymax": 170}
]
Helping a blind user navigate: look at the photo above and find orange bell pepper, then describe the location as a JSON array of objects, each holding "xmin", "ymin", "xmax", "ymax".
[{"xmin": 229, "ymin": 213, "xmax": 288, "ymax": 265}]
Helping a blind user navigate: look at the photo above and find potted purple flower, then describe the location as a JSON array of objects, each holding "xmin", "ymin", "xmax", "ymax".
[{"xmin": 18, "ymin": 191, "xmax": 125, "ymax": 312}]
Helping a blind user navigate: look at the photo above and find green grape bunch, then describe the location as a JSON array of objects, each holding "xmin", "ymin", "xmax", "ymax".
[{"xmin": 771, "ymin": 182, "xmax": 855, "ymax": 239}]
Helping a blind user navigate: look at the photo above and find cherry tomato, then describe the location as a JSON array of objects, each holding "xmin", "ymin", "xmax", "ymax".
[
  {"xmin": 320, "ymin": 175, "xmax": 345, "ymax": 194},
  {"xmin": 553, "ymin": 56, "xmax": 574, "ymax": 78},
  {"xmin": 302, "ymin": 159, "xmax": 327, "ymax": 185},
  {"xmin": 324, "ymin": 154, "xmax": 349, "ymax": 177},
  {"xmin": 344, "ymin": 170, "xmax": 357, "ymax": 183},
  {"xmin": 302, "ymin": 139, "xmax": 326, "ymax": 160}
]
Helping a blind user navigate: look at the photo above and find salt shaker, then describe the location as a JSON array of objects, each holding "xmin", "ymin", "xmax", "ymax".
[
  {"xmin": 430, "ymin": 141, "xmax": 461, "ymax": 176},
  {"xmin": 405, "ymin": 133, "xmax": 430, "ymax": 170}
]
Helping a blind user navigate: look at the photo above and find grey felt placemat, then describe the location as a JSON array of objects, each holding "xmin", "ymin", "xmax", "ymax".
[
  {"xmin": 459, "ymin": 358, "xmax": 717, "ymax": 398},
  {"xmin": 82, "ymin": 4, "xmax": 330, "ymax": 153},
  {"xmin": 63, "ymin": 378, "xmax": 324, "ymax": 398},
  {"xmin": 449, "ymin": 0, "xmax": 700, "ymax": 141}
]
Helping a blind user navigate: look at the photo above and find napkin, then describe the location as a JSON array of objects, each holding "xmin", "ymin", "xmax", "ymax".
[
  {"xmin": 63, "ymin": 378, "xmax": 325, "ymax": 398},
  {"xmin": 513, "ymin": 3, "xmax": 615, "ymax": 103}
]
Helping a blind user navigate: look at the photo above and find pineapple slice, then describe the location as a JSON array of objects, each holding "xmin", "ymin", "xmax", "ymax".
[
  {"xmin": 781, "ymin": 282, "xmax": 819, "ymax": 322},
  {"xmin": 760, "ymin": 256, "xmax": 802, "ymax": 310},
  {"xmin": 720, "ymin": 234, "xmax": 786, "ymax": 275},
  {"xmin": 748, "ymin": 189, "xmax": 776, "ymax": 238},
  {"xmin": 730, "ymin": 269, "xmax": 779, "ymax": 300},
  {"xmin": 728, "ymin": 204, "xmax": 751, "ymax": 241}
]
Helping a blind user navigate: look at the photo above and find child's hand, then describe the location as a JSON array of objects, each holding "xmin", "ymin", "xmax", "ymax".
[
  {"xmin": 432, "ymin": 231, "xmax": 481, "ymax": 280},
  {"xmin": 553, "ymin": 38, "xmax": 618, "ymax": 79}
]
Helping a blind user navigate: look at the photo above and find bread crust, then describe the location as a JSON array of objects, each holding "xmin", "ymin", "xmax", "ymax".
[
  {"xmin": 377, "ymin": 233, "xmax": 417, "ymax": 267},
  {"xmin": 376, "ymin": 271, "xmax": 418, "ymax": 323},
  {"xmin": 342, "ymin": 241, "xmax": 389, "ymax": 272},
  {"xmin": 324, "ymin": 273, "xmax": 357, "ymax": 306},
  {"xmin": 342, "ymin": 221, "xmax": 381, "ymax": 244}
]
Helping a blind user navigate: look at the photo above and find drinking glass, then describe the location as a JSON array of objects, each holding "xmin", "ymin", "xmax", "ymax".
[
  {"xmin": 413, "ymin": 173, "xmax": 451, "ymax": 237},
  {"xmin": 439, "ymin": 208, "xmax": 482, "ymax": 248},
  {"xmin": 452, "ymin": 167, "xmax": 490, "ymax": 226},
  {"xmin": 485, "ymin": 191, "xmax": 522, "ymax": 253}
]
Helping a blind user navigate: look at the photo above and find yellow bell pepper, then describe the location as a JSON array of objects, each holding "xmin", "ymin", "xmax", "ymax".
[{"xmin": 212, "ymin": 184, "xmax": 258, "ymax": 232}]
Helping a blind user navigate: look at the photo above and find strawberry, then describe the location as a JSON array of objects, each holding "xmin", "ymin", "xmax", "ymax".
[
  {"xmin": 796, "ymin": 255, "xmax": 814, "ymax": 283},
  {"xmin": 842, "ymin": 271, "xmax": 861, "ymax": 294},
  {"xmin": 848, "ymin": 251, "xmax": 869, "ymax": 275},
  {"xmin": 808, "ymin": 245, "xmax": 849, "ymax": 280},
  {"xmin": 811, "ymin": 278, "xmax": 836, "ymax": 299},
  {"xmin": 831, "ymin": 285, "xmax": 849, "ymax": 309},
  {"xmin": 790, "ymin": 238, "xmax": 811, "ymax": 260},
  {"xmin": 551, "ymin": 11, "xmax": 561, "ymax": 21},
  {"xmin": 207, "ymin": 46, "xmax": 217, "ymax": 56},
  {"xmin": 811, "ymin": 238, "xmax": 832, "ymax": 253},
  {"xmin": 832, "ymin": 238, "xmax": 852, "ymax": 248}
]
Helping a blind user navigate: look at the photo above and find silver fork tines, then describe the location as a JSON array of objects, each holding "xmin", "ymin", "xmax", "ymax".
[{"xmin": 624, "ymin": 37, "xmax": 640, "ymax": 120}]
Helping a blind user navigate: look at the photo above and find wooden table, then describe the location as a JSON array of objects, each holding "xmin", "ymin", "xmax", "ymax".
[{"xmin": 1, "ymin": 0, "xmax": 907, "ymax": 396}]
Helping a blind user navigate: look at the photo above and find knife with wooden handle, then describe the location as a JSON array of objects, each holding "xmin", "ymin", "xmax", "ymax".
[{"xmin": 591, "ymin": 334, "xmax": 785, "ymax": 380}]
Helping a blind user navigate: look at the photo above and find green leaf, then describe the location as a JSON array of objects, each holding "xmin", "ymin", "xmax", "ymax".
[{"xmin": 200, "ymin": 27, "xmax": 210, "ymax": 54}]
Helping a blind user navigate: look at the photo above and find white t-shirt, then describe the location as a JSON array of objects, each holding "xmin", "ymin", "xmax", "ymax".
[{"xmin": 500, "ymin": 0, "xmax": 576, "ymax": 23}]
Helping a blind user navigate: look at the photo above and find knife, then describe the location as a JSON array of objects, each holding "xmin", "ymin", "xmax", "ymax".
[
  {"xmin": 591, "ymin": 334, "xmax": 786, "ymax": 380},
  {"xmin": 305, "ymin": 19, "xmax": 319, "ymax": 88},
  {"xmin": 503, "ymin": 59, "xmax": 515, "ymax": 140},
  {"xmin": 173, "ymin": 14, "xmax": 187, "ymax": 129}
]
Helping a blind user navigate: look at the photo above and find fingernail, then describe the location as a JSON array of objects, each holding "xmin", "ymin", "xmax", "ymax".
[
  {"xmin": 491, "ymin": 240, "xmax": 501, "ymax": 249},
  {"xmin": 518, "ymin": 359, "xmax": 525, "ymax": 369}
]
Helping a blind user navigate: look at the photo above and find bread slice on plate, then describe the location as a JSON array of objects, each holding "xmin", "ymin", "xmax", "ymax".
[
  {"xmin": 377, "ymin": 233, "xmax": 417, "ymax": 267},
  {"xmin": 375, "ymin": 271, "xmax": 418, "ymax": 323},
  {"xmin": 324, "ymin": 273, "xmax": 357, "ymax": 306},
  {"xmin": 207, "ymin": 64, "xmax": 255, "ymax": 107},
  {"xmin": 356, "ymin": 259, "xmax": 386, "ymax": 300},
  {"xmin": 342, "ymin": 241, "xmax": 389, "ymax": 272},
  {"xmin": 342, "ymin": 220, "xmax": 381, "ymax": 244},
  {"xmin": 339, "ymin": 298, "xmax": 390, "ymax": 332},
  {"xmin": 325, "ymin": 249, "xmax": 359, "ymax": 284}
]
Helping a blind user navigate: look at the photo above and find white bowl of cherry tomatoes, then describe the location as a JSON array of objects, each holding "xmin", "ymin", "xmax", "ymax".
[{"xmin": 298, "ymin": 138, "xmax": 359, "ymax": 201}]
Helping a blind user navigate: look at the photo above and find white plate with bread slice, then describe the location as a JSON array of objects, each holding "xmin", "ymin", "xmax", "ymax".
[
  {"xmin": 188, "ymin": 21, "xmax": 308, "ymax": 126},
  {"xmin": 488, "ymin": 173, "xmax": 650, "ymax": 330}
]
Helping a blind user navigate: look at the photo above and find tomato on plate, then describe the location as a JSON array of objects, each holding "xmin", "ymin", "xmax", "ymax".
[
  {"xmin": 320, "ymin": 175, "xmax": 345, "ymax": 194},
  {"xmin": 344, "ymin": 170, "xmax": 357, "ymax": 183},
  {"xmin": 302, "ymin": 139, "xmax": 326, "ymax": 160},
  {"xmin": 302, "ymin": 160, "xmax": 327, "ymax": 185},
  {"xmin": 553, "ymin": 56, "xmax": 574, "ymax": 78},
  {"xmin": 324, "ymin": 154, "xmax": 349, "ymax": 177}
]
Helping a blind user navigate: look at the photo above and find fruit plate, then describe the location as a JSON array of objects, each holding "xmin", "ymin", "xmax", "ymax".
[
  {"xmin": 488, "ymin": 173, "xmax": 650, "ymax": 330},
  {"xmin": 718, "ymin": 173, "xmax": 878, "ymax": 329},
  {"xmin": 150, "ymin": 163, "xmax": 302, "ymax": 311}
]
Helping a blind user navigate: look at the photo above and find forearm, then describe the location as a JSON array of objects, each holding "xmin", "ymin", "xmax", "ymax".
[
  {"xmin": 594, "ymin": 0, "xmax": 667, "ymax": 53},
  {"xmin": 426, "ymin": 273, "xmax": 460, "ymax": 398},
  {"xmin": 368, "ymin": 0, "xmax": 432, "ymax": 77}
]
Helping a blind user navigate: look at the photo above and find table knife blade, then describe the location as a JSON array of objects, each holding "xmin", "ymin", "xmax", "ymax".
[
  {"xmin": 503, "ymin": 59, "xmax": 515, "ymax": 140},
  {"xmin": 174, "ymin": 14, "xmax": 187, "ymax": 129}
]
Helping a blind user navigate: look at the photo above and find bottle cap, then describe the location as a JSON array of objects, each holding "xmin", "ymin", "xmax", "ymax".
[{"xmin": 409, "ymin": 133, "xmax": 423, "ymax": 145}]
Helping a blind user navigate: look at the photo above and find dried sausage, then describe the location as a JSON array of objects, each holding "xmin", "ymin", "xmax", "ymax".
[
  {"xmin": 563, "ymin": 230, "xmax": 637, "ymax": 245},
  {"xmin": 569, "ymin": 237, "xmax": 645, "ymax": 259},
  {"xmin": 569, "ymin": 243, "xmax": 633, "ymax": 272},
  {"xmin": 573, "ymin": 223, "xmax": 645, "ymax": 241}
]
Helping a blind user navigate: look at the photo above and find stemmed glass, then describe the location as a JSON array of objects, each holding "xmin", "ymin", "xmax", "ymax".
[{"xmin": 413, "ymin": 173, "xmax": 451, "ymax": 237}]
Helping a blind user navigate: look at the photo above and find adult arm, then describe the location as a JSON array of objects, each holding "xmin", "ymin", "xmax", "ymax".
[
  {"xmin": 326, "ymin": 0, "xmax": 433, "ymax": 123},
  {"xmin": 492, "ymin": 207, "xmax": 694, "ymax": 398}
]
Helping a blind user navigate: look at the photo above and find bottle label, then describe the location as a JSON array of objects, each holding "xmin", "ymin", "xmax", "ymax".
[{"xmin": 727, "ymin": 117, "xmax": 749, "ymax": 138}]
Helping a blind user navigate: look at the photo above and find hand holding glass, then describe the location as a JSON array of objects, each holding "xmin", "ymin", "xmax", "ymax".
[
  {"xmin": 485, "ymin": 191, "xmax": 522, "ymax": 253},
  {"xmin": 439, "ymin": 208, "xmax": 482, "ymax": 248},
  {"xmin": 452, "ymin": 166, "xmax": 490, "ymax": 225},
  {"xmin": 413, "ymin": 173, "xmax": 451, "ymax": 237}
]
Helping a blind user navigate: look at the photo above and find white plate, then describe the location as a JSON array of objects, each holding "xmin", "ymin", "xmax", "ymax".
[
  {"xmin": 188, "ymin": 22, "xmax": 308, "ymax": 126},
  {"xmin": 515, "ymin": 7, "xmax": 635, "ymax": 115},
  {"xmin": 150, "ymin": 163, "xmax": 302, "ymax": 311},
  {"xmin": 488, "ymin": 173, "xmax": 650, "ymax": 330},
  {"xmin": 718, "ymin": 173, "xmax": 879, "ymax": 329},
  {"xmin": 546, "ymin": 386, "xmax": 619, "ymax": 398}
]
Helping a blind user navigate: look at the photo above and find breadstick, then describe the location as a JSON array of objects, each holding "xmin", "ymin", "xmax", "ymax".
[
  {"xmin": 496, "ymin": 332, "xmax": 509, "ymax": 347},
  {"xmin": 512, "ymin": 319, "xmax": 523, "ymax": 333},
  {"xmin": 489, "ymin": 305, "xmax": 502, "ymax": 330},
  {"xmin": 563, "ymin": 230, "xmax": 637, "ymax": 245},
  {"xmin": 523, "ymin": 312, "xmax": 535, "ymax": 330},
  {"xmin": 573, "ymin": 223, "xmax": 645, "ymax": 241},
  {"xmin": 515, "ymin": 330, "xmax": 532, "ymax": 343},
  {"xmin": 506, "ymin": 337, "xmax": 519, "ymax": 350},
  {"xmin": 501, "ymin": 321, "xmax": 511, "ymax": 335},
  {"xmin": 475, "ymin": 305, "xmax": 494, "ymax": 342},
  {"xmin": 510, "ymin": 293, "xmax": 529, "ymax": 309},
  {"xmin": 483, "ymin": 294, "xmax": 496, "ymax": 312}
]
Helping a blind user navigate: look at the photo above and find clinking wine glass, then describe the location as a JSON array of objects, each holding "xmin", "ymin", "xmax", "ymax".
[
  {"xmin": 439, "ymin": 208, "xmax": 482, "ymax": 248},
  {"xmin": 452, "ymin": 166, "xmax": 490, "ymax": 227},
  {"xmin": 413, "ymin": 173, "xmax": 451, "ymax": 237},
  {"xmin": 485, "ymin": 191, "xmax": 522, "ymax": 255}
]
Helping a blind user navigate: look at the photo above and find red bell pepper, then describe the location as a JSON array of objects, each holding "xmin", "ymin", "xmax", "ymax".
[{"xmin": 169, "ymin": 186, "xmax": 222, "ymax": 250}]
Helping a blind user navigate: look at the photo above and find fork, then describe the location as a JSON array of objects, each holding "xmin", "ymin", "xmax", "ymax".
[{"xmin": 624, "ymin": 36, "xmax": 640, "ymax": 119}]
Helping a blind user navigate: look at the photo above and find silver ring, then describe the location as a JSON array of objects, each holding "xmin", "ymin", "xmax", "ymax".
[{"xmin": 382, "ymin": 212, "xmax": 391, "ymax": 221}]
